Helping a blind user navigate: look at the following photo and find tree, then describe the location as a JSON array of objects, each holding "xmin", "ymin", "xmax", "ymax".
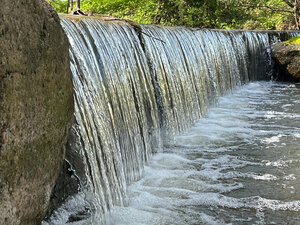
[
  {"xmin": 68, "ymin": 0, "xmax": 73, "ymax": 13},
  {"xmin": 47, "ymin": 0, "xmax": 69, "ymax": 13},
  {"xmin": 75, "ymin": 0, "xmax": 80, "ymax": 10},
  {"xmin": 282, "ymin": 0, "xmax": 300, "ymax": 28},
  {"xmin": 47, "ymin": 0, "xmax": 300, "ymax": 30},
  {"xmin": 46, "ymin": 0, "xmax": 80, "ymax": 13},
  {"xmin": 67, "ymin": 0, "xmax": 81, "ymax": 13},
  {"xmin": 237, "ymin": 0, "xmax": 299, "ymax": 29}
]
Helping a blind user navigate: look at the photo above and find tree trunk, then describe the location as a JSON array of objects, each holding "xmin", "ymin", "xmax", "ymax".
[
  {"xmin": 283, "ymin": 0, "xmax": 300, "ymax": 29},
  {"xmin": 75, "ymin": 0, "xmax": 80, "ymax": 10},
  {"xmin": 70, "ymin": 0, "xmax": 73, "ymax": 12},
  {"xmin": 295, "ymin": 0, "xmax": 300, "ymax": 29},
  {"xmin": 66, "ymin": 0, "xmax": 69, "ymax": 13},
  {"xmin": 153, "ymin": 0, "xmax": 162, "ymax": 24}
]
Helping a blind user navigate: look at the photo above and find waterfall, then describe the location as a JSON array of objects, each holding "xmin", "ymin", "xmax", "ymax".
[{"xmin": 46, "ymin": 17, "xmax": 299, "ymax": 224}]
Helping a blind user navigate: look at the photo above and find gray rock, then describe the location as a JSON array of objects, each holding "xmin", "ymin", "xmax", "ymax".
[
  {"xmin": 0, "ymin": 1, "xmax": 74, "ymax": 224},
  {"xmin": 271, "ymin": 42, "xmax": 300, "ymax": 82}
]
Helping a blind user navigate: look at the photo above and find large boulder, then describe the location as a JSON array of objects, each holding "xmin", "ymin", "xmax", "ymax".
[
  {"xmin": 271, "ymin": 41, "xmax": 300, "ymax": 82},
  {"xmin": 0, "ymin": 1, "xmax": 73, "ymax": 224}
]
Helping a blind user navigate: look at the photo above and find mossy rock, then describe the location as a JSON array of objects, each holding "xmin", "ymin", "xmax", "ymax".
[
  {"xmin": 284, "ymin": 36, "xmax": 300, "ymax": 45},
  {"xmin": 272, "ymin": 40, "xmax": 300, "ymax": 82}
]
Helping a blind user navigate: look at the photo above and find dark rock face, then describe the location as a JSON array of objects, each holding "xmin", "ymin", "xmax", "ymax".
[
  {"xmin": 0, "ymin": 1, "xmax": 74, "ymax": 224},
  {"xmin": 272, "ymin": 42, "xmax": 300, "ymax": 82},
  {"xmin": 44, "ymin": 121, "xmax": 88, "ymax": 221}
]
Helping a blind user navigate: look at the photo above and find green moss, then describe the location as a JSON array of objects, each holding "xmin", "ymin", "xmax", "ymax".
[{"xmin": 284, "ymin": 36, "xmax": 300, "ymax": 45}]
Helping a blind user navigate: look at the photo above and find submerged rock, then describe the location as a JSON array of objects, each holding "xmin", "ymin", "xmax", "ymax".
[
  {"xmin": 0, "ymin": 0, "xmax": 74, "ymax": 224},
  {"xmin": 271, "ymin": 39, "xmax": 300, "ymax": 82}
]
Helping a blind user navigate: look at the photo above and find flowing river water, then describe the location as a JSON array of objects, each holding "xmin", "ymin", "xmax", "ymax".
[{"xmin": 111, "ymin": 82, "xmax": 300, "ymax": 225}]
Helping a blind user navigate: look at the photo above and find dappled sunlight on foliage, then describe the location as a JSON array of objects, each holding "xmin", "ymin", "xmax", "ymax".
[{"xmin": 47, "ymin": 0, "xmax": 299, "ymax": 30}]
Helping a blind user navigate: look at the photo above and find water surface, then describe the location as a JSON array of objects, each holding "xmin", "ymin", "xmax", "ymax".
[{"xmin": 112, "ymin": 81, "xmax": 300, "ymax": 225}]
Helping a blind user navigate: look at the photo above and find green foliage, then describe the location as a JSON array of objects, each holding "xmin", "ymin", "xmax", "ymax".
[
  {"xmin": 81, "ymin": 0, "xmax": 159, "ymax": 24},
  {"xmin": 240, "ymin": 0, "xmax": 292, "ymax": 30},
  {"xmin": 47, "ymin": 0, "xmax": 68, "ymax": 13},
  {"xmin": 48, "ymin": 0, "xmax": 297, "ymax": 30}
]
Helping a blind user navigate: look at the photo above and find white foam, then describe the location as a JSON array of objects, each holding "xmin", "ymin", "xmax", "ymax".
[
  {"xmin": 262, "ymin": 134, "xmax": 285, "ymax": 144},
  {"xmin": 293, "ymin": 133, "xmax": 300, "ymax": 138},
  {"xmin": 253, "ymin": 174, "xmax": 278, "ymax": 181},
  {"xmin": 284, "ymin": 174, "xmax": 296, "ymax": 181}
]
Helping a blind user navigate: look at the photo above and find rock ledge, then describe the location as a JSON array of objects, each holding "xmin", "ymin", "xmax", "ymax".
[{"xmin": 271, "ymin": 40, "xmax": 300, "ymax": 82}]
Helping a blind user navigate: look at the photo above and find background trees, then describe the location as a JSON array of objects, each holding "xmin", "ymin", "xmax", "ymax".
[
  {"xmin": 281, "ymin": 0, "xmax": 300, "ymax": 29},
  {"xmin": 46, "ymin": 0, "xmax": 299, "ymax": 30},
  {"xmin": 47, "ymin": 0, "xmax": 81, "ymax": 13}
]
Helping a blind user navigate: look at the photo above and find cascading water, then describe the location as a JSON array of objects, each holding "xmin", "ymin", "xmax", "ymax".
[
  {"xmin": 43, "ymin": 17, "xmax": 299, "ymax": 224},
  {"xmin": 57, "ymin": 18, "xmax": 162, "ymax": 223}
]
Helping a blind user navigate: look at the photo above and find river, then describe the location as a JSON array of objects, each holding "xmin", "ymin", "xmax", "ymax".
[{"xmin": 111, "ymin": 81, "xmax": 300, "ymax": 225}]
